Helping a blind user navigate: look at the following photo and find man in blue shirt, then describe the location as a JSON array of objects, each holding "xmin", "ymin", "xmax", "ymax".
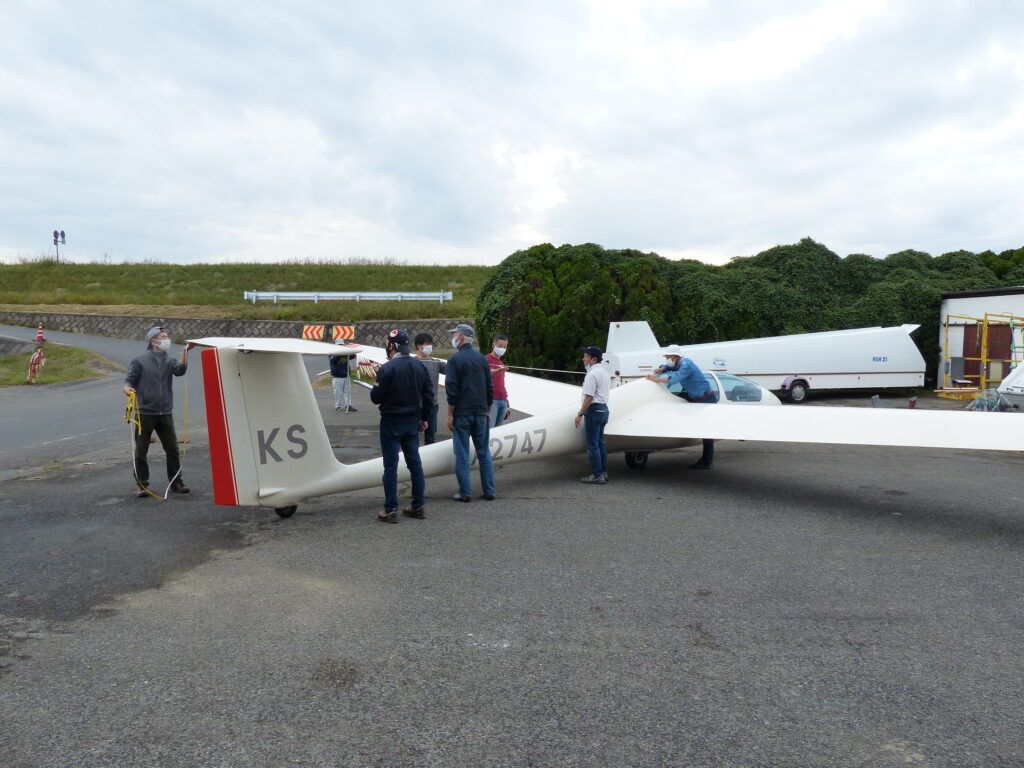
[{"xmin": 646, "ymin": 344, "xmax": 718, "ymax": 470}]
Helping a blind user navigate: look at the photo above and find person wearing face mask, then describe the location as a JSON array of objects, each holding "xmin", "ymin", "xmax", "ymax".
[
  {"xmin": 123, "ymin": 326, "xmax": 193, "ymax": 497},
  {"xmin": 645, "ymin": 344, "xmax": 718, "ymax": 470},
  {"xmin": 413, "ymin": 332, "xmax": 446, "ymax": 444},
  {"xmin": 486, "ymin": 334, "xmax": 512, "ymax": 427},
  {"xmin": 444, "ymin": 323, "xmax": 496, "ymax": 502}
]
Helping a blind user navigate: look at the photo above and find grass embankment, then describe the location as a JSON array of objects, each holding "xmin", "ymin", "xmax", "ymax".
[
  {"xmin": 0, "ymin": 343, "xmax": 123, "ymax": 387},
  {"xmin": 0, "ymin": 261, "xmax": 493, "ymax": 322}
]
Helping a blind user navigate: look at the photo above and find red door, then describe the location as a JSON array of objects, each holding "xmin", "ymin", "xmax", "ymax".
[{"xmin": 962, "ymin": 324, "xmax": 1012, "ymax": 384}]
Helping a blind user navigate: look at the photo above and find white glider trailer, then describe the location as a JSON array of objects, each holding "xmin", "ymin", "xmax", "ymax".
[{"xmin": 603, "ymin": 321, "xmax": 926, "ymax": 403}]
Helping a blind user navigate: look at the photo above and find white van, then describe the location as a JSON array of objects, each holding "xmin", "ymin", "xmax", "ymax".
[{"xmin": 603, "ymin": 321, "xmax": 925, "ymax": 402}]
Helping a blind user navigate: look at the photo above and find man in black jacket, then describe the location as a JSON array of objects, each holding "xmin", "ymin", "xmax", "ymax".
[
  {"xmin": 369, "ymin": 329, "xmax": 434, "ymax": 523},
  {"xmin": 444, "ymin": 323, "xmax": 496, "ymax": 502},
  {"xmin": 123, "ymin": 326, "xmax": 193, "ymax": 497}
]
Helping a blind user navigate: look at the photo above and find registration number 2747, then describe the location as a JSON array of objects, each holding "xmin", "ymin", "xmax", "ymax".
[{"xmin": 471, "ymin": 427, "xmax": 548, "ymax": 464}]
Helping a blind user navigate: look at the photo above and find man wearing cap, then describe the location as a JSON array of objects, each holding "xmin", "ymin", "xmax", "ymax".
[
  {"xmin": 123, "ymin": 326, "xmax": 193, "ymax": 496},
  {"xmin": 329, "ymin": 338, "xmax": 357, "ymax": 413},
  {"xmin": 575, "ymin": 346, "xmax": 611, "ymax": 484},
  {"xmin": 370, "ymin": 329, "xmax": 434, "ymax": 523},
  {"xmin": 646, "ymin": 345, "xmax": 718, "ymax": 470},
  {"xmin": 444, "ymin": 323, "xmax": 496, "ymax": 502}
]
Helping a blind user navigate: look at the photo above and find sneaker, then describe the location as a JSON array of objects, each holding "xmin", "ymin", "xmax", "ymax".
[
  {"xmin": 136, "ymin": 485, "xmax": 150, "ymax": 498},
  {"xmin": 346, "ymin": 406, "xmax": 358, "ymax": 412},
  {"xmin": 580, "ymin": 474, "xmax": 604, "ymax": 484},
  {"xmin": 595, "ymin": 474, "xmax": 608, "ymax": 484},
  {"xmin": 402, "ymin": 506, "xmax": 426, "ymax": 519},
  {"xmin": 170, "ymin": 482, "xmax": 190, "ymax": 494},
  {"xmin": 335, "ymin": 406, "xmax": 341, "ymax": 411},
  {"xmin": 479, "ymin": 494, "xmax": 495, "ymax": 501},
  {"xmin": 378, "ymin": 510, "xmax": 398, "ymax": 524},
  {"xmin": 452, "ymin": 494, "xmax": 472, "ymax": 502}
]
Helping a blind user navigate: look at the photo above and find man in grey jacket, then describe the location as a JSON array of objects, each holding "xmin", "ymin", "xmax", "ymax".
[{"xmin": 123, "ymin": 326, "xmax": 193, "ymax": 497}]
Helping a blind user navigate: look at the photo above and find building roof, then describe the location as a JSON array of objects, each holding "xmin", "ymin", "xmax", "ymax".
[{"xmin": 941, "ymin": 286, "xmax": 1024, "ymax": 300}]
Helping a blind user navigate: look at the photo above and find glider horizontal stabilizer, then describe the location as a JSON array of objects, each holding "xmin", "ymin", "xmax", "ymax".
[{"xmin": 190, "ymin": 337, "xmax": 364, "ymax": 356}]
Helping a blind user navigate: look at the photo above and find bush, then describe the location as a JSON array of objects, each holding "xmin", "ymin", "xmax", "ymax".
[{"xmin": 476, "ymin": 239, "xmax": 1020, "ymax": 375}]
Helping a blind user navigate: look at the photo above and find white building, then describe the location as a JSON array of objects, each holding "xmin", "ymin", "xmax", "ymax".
[{"xmin": 939, "ymin": 287, "xmax": 1024, "ymax": 389}]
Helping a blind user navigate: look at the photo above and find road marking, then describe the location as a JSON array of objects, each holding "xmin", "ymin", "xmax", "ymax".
[
  {"xmin": 0, "ymin": 427, "xmax": 121, "ymax": 457},
  {"xmin": 38, "ymin": 427, "xmax": 119, "ymax": 447}
]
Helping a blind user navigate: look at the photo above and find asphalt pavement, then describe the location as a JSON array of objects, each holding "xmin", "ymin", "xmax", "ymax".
[{"xmin": 1, "ymin": 331, "xmax": 1023, "ymax": 767}]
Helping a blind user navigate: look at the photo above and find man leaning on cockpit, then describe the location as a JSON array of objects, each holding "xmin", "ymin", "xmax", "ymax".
[{"xmin": 645, "ymin": 344, "xmax": 717, "ymax": 470}]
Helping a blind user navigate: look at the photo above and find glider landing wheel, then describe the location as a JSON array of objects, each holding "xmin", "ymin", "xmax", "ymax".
[
  {"xmin": 786, "ymin": 381, "xmax": 809, "ymax": 403},
  {"xmin": 275, "ymin": 505, "xmax": 298, "ymax": 519},
  {"xmin": 624, "ymin": 451, "xmax": 650, "ymax": 469}
]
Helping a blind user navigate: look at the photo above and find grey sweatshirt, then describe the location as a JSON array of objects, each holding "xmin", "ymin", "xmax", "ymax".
[{"xmin": 125, "ymin": 350, "xmax": 188, "ymax": 415}]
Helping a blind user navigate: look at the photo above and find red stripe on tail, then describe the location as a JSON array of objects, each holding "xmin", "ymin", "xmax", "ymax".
[{"xmin": 201, "ymin": 348, "xmax": 239, "ymax": 506}]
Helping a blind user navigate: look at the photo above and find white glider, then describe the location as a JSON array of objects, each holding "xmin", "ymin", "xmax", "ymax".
[{"xmin": 189, "ymin": 338, "xmax": 1024, "ymax": 517}]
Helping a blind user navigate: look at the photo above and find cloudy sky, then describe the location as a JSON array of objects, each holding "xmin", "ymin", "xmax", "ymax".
[{"xmin": 2, "ymin": 0, "xmax": 1022, "ymax": 266}]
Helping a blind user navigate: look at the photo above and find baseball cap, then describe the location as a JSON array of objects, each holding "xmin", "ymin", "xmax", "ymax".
[
  {"xmin": 145, "ymin": 326, "xmax": 164, "ymax": 342},
  {"xmin": 581, "ymin": 346, "xmax": 603, "ymax": 361},
  {"xmin": 388, "ymin": 328, "xmax": 410, "ymax": 346},
  {"xmin": 663, "ymin": 344, "xmax": 683, "ymax": 356},
  {"xmin": 447, "ymin": 323, "xmax": 475, "ymax": 338}
]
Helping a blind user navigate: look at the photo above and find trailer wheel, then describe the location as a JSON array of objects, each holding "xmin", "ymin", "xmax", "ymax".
[
  {"xmin": 625, "ymin": 451, "xmax": 649, "ymax": 469},
  {"xmin": 275, "ymin": 505, "xmax": 297, "ymax": 519},
  {"xmin": 786, "ymin": 381, "xmax": 809, "ymax": 403}
]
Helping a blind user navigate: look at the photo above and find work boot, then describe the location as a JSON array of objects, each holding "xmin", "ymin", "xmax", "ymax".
[{"xmin": 170, "ymin": 481, "xmax": 191, "ymax": 494}]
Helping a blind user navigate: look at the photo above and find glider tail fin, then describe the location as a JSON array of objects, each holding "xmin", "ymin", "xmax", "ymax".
[{"xmin": 201, "ymin": 347, "xmax": 339, "ymax": 507}]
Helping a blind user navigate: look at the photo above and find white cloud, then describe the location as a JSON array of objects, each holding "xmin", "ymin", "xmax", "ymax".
[{"xmin": 1, "ymin": 0, "xmax": 1023, "ymax": 266}]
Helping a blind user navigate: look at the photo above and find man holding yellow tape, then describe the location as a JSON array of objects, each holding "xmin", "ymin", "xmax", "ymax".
[{"xmin": 123, "ymin": 326, "xmax": 193, "ymax": 498}]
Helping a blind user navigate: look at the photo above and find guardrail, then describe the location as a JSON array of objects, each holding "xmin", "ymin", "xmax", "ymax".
[{"xmin": 243, "ymin": 290, "xmax": 454, "ymax": 305}]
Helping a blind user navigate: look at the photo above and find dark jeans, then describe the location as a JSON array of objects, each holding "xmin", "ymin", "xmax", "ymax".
[
  {"xmin": 380, "ymin": 417, "xmax": 425, "ymax": 511},
  {"xmin": 583, "ymin": 403, "xmax": 609, "ymax": 476},
  {"xmin": 134, "ymin": 413, "xmax": 181, "ymax": 487},
  {"xmin": 693, "ymin": 390, "xmax": 717, "ymax": 464},
  {"xmin": 423, "ymin": 403, "xmax": 439, "ymax": 445},
  {"xmin": 453, "ymin": 412, "xmax": 495, "ymax": 498}
]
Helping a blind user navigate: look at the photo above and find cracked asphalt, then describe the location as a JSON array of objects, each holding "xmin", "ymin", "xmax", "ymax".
[{"xmin": 1, "ymin": 334, "xmax": 1023, "ymax": 767}]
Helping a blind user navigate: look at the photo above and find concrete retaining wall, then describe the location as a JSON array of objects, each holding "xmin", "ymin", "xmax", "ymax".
[
  {"xmin": 0, "ymin": 335, "xmax": 39, "ymax": 357},
  {"xmin": 0, "ymin": 311, "xmax": 472, "ymax": 348}
]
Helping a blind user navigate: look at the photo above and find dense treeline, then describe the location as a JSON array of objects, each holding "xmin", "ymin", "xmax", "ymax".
[{"xmin": 477, "ymin": 239, "xmax": 1024, "ymax": 380}]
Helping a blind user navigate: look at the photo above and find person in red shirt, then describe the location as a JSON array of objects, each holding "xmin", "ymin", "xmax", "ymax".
[{"xmin": 486, "ymin": 334, "xmax": 511, "ymax": 426}]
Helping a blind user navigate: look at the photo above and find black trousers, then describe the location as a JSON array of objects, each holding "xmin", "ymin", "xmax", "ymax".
[{"xmin": 134, "ymin": 413, "xmax": 181, "ymax": 487}]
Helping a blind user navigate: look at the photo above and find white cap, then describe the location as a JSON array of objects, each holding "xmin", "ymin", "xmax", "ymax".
[{"xmin": 663, "ymin": 344, "xmax": 683, "ymax": 357}]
